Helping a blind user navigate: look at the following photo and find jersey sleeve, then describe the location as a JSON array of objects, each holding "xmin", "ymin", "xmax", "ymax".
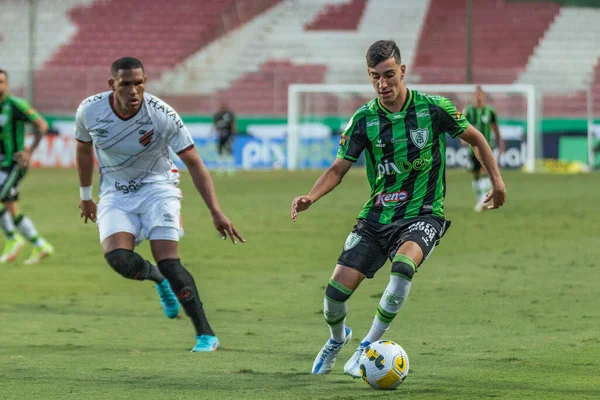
[
  {"xmin": 337, "ymin": 115, "xmax": 367, "ymax": 162},
  {"xmin": 12, "ymin": 97, "xmax": 42, "ymax": 123},
  {"xmin": 74, "ymin": 105, "xmax": 92, "ymax": 143},
  {"xmin": 165, "ymin": 110, "xmax": 195, "ymax": 155},
  {"xmin": 432, "ymin": 97, "xmax": 469, "ymax": 138}
]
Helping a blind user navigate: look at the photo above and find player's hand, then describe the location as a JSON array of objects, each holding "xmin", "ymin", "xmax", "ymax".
[
  {"xmin": 15, "ymin": 150, "xmax": 32, "ymax": 168},
  {"xmin": 212, "ymin": 211, "xmax": 245, "ymax": 245},
  {"xmin": 484, "ymin": 184, "xmax": 506, "ymax": 210},
  {"xmin": 79, "ymin": 199, "xmax": 97, "ymax": 223},
  {"xmin": 291, "ymin": 195, "xmax": 314, "ymax": 222}
]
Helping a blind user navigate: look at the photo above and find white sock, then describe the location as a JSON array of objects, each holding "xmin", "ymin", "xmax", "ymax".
[
  {"xmin": 324, "ymin": 296, "xmax": 348, "ymax": 343},
  {"xmin": 471, "ymin": 178, "xmax": 481, "ymax": 201},
  {"xmin": 478, "ymin": 176, "xmax": 492, "ymax": 204},
  {"xmin": 363, "ymin": 275, "xmax": 411, "ymax": 343},
  {"xmin": 15, "ymin": 215, "xmax": 44, "ymax": 246},
  {"xmin": 0, "ymin": 210, "xmax": 16, "ymax": 239}
]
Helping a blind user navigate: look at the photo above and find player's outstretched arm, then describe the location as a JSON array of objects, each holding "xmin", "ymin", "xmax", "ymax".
[
  {"xmin": 179, "ymin": 149, "xmax": 245, "ymax": 245},
  {"xmin": 460, "ymin": 124, "xmax": 506, "ymax": 209},
  {"xmin": 76, "ymin": 140, "xmax": 97, "ymax": 223},
  {"xmin": 291, "ymin": 158, "xmax": 353, "ymax": 222}
]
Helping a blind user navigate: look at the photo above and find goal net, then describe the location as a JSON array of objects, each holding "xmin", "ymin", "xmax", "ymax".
[{"xmin": 287, "ymin": 84, "xmax": 538, "ymax": 172}]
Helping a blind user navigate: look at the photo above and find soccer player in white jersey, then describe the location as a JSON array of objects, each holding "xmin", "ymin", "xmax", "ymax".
[{"xmin": 75, "ymin": 57, "xmax": 244, "ymax": 352}]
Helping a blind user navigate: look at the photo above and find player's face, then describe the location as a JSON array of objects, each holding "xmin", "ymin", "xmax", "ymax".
[
  {"xmin": 0, "ymin": 73, "xmax": 8, "ymax": 98},
  {"xmin": 368, "ymin": 58, "xmax": 406, "ymax": 107},
  {"xmin": 109, "ymin": 68, "xmax": 146, "ymax": 112},
  {"xmin": 474, "ymin": 89, "xmax": 485, "ymax": 107}
]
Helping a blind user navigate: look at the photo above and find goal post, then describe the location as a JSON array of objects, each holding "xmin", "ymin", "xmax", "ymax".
[{"xmin": 287, "ymin": 83, "xmax": 537, "ymax": 172}]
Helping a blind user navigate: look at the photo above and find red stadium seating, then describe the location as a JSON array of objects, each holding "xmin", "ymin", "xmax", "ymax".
[
  {"xmin": 34, "ymin": 0, "xmax": 281, "ymax": 113},
  {"xmin": 161, "ymin": 60, "xmax": 327, "ymax": 115},
  {"xmin": 413, "ymin": 0, "xmax": 560, "ymax": 84},
  {"xmin": 304, "ymin": 0, "xmax": 367, "ymax": 31}
]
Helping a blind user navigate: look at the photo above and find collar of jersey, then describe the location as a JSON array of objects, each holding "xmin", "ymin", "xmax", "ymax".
[{"xmin": 377, "ymin": 89, "xmax": 413, "ymax": 120}]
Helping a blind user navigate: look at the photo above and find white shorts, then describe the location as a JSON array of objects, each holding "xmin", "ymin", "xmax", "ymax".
[{"xmin": 97, "ymin": 184, "xmax": 184, "ymax": 246}]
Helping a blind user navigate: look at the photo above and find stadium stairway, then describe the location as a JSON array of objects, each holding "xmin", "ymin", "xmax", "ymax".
[
  {"xmin": 32, "ymin": 0, "xmax": 279, "ymax": 113},
  {"xmin": 0, "ymin": 0, "xmax": 94, "ymax": 93},
  {"xmin": 156, "ymin": 0, "xmax": 429, "ymax": 114},
  {"xmin": 413, "ymin": 0, "xmax": 560, "ymax": 84}
]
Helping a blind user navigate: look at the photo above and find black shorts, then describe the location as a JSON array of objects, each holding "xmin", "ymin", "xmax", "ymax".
[
  {"xmin": 337, "ymin": 216, "xmax": 450, "ymax": 279},
  {"xmin": 217, "ymin": 135, "xmax": 234, "ymax": 155},
  {"xmin": 0, "ymin": 165, "xmax": 26, "ymax": 202},
  {"xmin": 469, "ymin": 151, "xmax": 482, "ymax": 172}
]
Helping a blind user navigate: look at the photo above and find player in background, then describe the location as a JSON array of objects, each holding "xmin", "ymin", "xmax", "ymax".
[
  {"xmin": 76, "ymin": 57, "xmax": 244, "ymax": 352},
  {"xmin": 212, "ymin": 101, "xmax": 236, "ymax": 175},
  {"xmin": 462, "ymin": 86, "xmax": 504, "ymax": 212},
  {"xmin": 0, "ymin": 69, "xmax": 54, "ymax": 264},
  {"xmin": 291, "ymin": 41, "xmax": 506, "ymax": 376}
]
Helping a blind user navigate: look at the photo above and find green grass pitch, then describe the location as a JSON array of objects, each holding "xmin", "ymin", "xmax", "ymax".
[{"xmin": 0, "ymin": 168, "xmax": 598, "ymax": 399}]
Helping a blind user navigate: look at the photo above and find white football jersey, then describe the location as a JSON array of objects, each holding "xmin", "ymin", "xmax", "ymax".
[{"xmin": 75, "ymin": 91, "xmax": 194, "ymax": 197}]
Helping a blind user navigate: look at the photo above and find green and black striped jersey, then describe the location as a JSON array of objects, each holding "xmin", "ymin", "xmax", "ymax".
[
  {"xmin": 337, "ymin": 89, "xmax": 469, "ymax": 223},
  {"xmin": 463, "ymin": 104, "xmax": 496, "ymax": 147},
  {"xmin": 0, "ymin": 95, "xmax": 41, "ymax": 167}
]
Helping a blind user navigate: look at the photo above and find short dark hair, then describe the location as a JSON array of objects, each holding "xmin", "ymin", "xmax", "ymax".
[
  {"xmin": 0, "ymin": 69, "xmax": 7, "ymax": 79},
  {"xmin": 111, "ymin": 57, "xmax": 144, "ymax": 76},
  {"xmin": 366, "ymin": 40, "xmax": 401, "ymax": 68}
]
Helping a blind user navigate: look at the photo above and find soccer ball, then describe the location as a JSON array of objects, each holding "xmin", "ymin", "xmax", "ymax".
[{"xmin": 359, "ymin": 340, "xmax": 409, "ymax": 390}]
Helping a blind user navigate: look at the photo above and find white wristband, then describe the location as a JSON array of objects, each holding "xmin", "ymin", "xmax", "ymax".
[{"xmin": 80, "ymin": 186, "xmax": 92, "ymax": 201}]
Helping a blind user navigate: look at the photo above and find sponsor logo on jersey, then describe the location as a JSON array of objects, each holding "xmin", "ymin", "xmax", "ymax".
[
  {"xmin": 135, "ymin": 119, "xmax": 152, "ymax": 125},
  {"xmin": 115, "ymin": 180, "xmax": 145, "ymax": 194},
  {"xmin": 0, "ymin": 115, "xmax": 7, "ymax": 126},
  {"xmin": 96, "ymin": 117, "xmax": 114, "ymax": 124},
  {"xmin": 147, "ymin": 97, "xmax": 184, "ymax": 129},
  {"xmin": 481, "ymin": 114, "xmax": 489, "ymax": 124},
  {"xmin": 138, "ymin": 129, "xmax": 155, "ymax": 147},
  {"xmin": 374, "ymin": 191, "xmax": 408, "ymax": 206},
  {"xmin": 94, "ymin": 128, "xmax": 108, "ymax": 138},
  {"xmin": 416, "ymin": 110, "xmax": 430, "ymax": 118},
  {"xmin": 410, "ymin": 128, "xmax": 429, "ymax": 149},
  {"xmin": 366, "ymin": 119, "xmax": 379, "ymax": 128},
  {"xmin": 376, "ymin": 139, "xmax": 385, "ymax": 148},
  {"xmin": 376, "ymin": 157, "xmax": 433, "ymax": 177}
]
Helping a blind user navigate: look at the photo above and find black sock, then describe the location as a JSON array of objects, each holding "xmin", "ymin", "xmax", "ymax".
[
  {"xmin": 158, "ymin": 259, "xmax": 215, "ymax": 336},
  {"xmin": 147, "ymin": 264, "xmax": 165, "ymax": 284}
]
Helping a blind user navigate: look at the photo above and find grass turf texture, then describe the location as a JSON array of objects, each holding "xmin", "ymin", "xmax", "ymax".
[{"xmin": 0, "ymin": 168, "xmax": 599, "ymax": 399}]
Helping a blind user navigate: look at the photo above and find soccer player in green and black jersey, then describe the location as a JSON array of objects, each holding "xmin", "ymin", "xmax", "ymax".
[
  {"xmin": 291, "ymin": 41, "xmax": 507, "ymax": 377},
  {"xmin": 463, "ymin": 86, "xmax": 504, "ymax": 211},
  {"xmin": 0, "ymin": 70, "xmax": 54, "ymax": 264}
]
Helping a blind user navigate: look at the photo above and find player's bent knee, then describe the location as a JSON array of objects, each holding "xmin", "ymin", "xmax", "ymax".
[
  {"xmin": 325, "ymin": 278, "xmax": 354, "ymax": 302},
  {"xmin": 104, "ymin": 248, "xmax": 149, "ymax": 280},
  {"xmin": 391, "ymin": 254, "xmax": 417, "ymax": 281},
  {"xmin": 157, "ymin": 259, "xmax": 199, "ymax": 304}
]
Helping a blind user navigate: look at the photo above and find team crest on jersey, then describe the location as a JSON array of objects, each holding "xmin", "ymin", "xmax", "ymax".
[
  {"xmin": 138, "ymin": 129, "xmax": 155, "ymax": 147},
  {"xmin": 481, "ymin": 115, "xmax": 489, "ymax": 124},
  {"xmin": 344, "ymin": 232, "xmax": 361, "ymax": 251},
  {"xmin": 410, "ymin": 128, "xmax": 429, "ymax": 149}
]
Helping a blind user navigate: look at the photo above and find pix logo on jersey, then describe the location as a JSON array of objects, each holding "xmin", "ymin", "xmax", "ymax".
[{"xmin": 138, "ymin": 129, "xmax": 154, "ymax": 147}]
